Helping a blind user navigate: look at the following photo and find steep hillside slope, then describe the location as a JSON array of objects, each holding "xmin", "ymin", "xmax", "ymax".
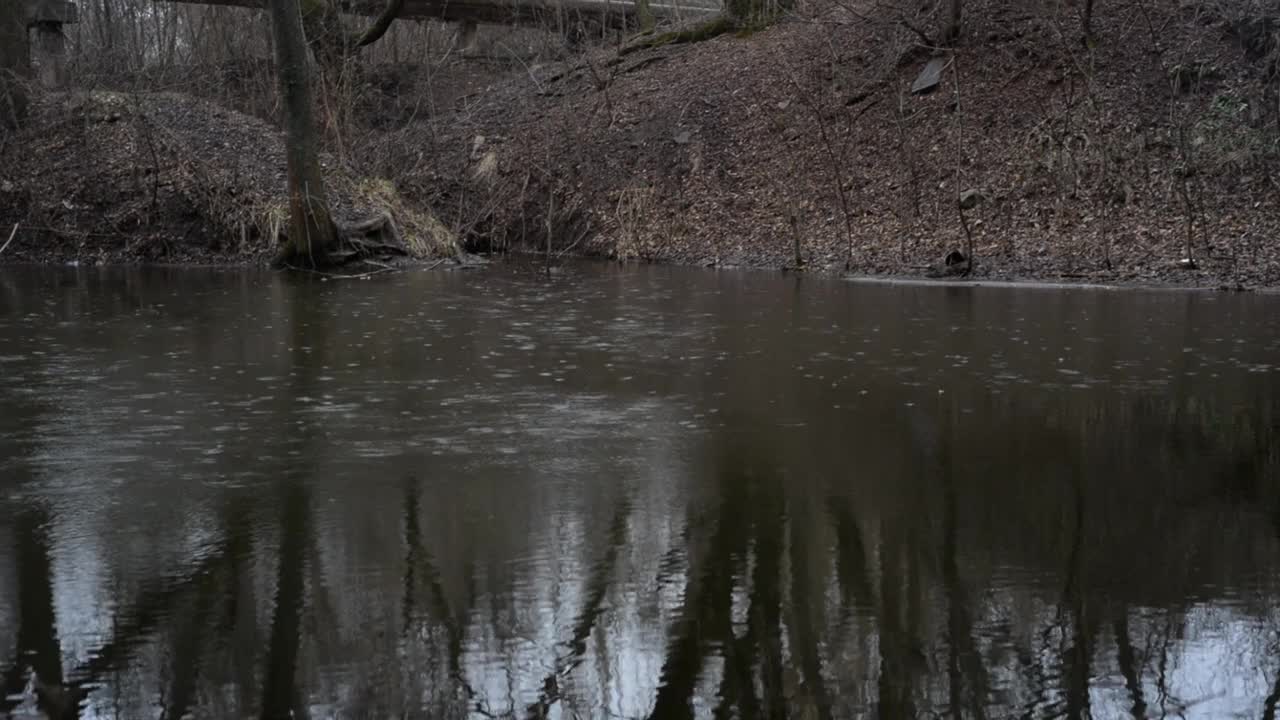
[{"xmin": 416, "ymin": 0, "xmax": 1280, "ymax": 286}]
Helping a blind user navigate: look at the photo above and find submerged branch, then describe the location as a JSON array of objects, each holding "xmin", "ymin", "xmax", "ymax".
[{"xmin": 525, "ymin": 498, "xmax": 631, "ymax": 719}]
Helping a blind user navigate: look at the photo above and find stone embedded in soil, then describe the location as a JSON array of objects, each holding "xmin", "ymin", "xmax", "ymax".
[{"xmin": 911, "ymin": 56, "xmax": 951, "ymax": 95}]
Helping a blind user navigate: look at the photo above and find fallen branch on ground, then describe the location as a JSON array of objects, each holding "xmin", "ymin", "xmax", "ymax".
[{"xmin": 0, "ymin": 223, "xmax": 17, "ymax": 257}]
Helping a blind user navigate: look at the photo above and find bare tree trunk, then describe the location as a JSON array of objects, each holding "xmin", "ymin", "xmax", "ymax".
[
  {"xmin": 0, "ymin": 0, "xmax": 29, "ymax": 130},
  {"xmin": 268, "ymin": 0, "xmax": 341, "ymax": 267},
  {"xmin": 1081, "ymin": 0, "xmax": 1095, "ymax": 44},
  {"xmin": 298, "ymin": 0, "xmax": 404, "ymax": 69}
]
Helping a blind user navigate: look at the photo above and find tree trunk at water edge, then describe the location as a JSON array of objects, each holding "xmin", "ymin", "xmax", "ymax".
[{"xmin": 268, "ymin": 0, "xmax": 340, "ymax": 267}]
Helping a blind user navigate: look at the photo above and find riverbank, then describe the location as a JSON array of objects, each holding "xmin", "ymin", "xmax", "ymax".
[{"xmin": 2, "ymin": 0, "xmax": 1279, "ymax": 288}]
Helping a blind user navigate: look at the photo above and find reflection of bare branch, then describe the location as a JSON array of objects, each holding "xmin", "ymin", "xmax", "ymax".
[
  {"xmin": 401, "ymin": 477, "xmax": 479, "ymax": 715},
  {"xmin": 654, "ymin": 525, "xmax": 691, "ymax": 594},
  {"xmin": 714, "ymin": 623, "xmax": 760, "ymax": 720},
  {"xmin": 942, "ymin": 447, "xmax": 987, "ymax": 720},
  {"xmin": 826, "ymin": 499, "xmax": 874, "ymax": 622},
  {"xmin": 1154, "ymin": 613, "xmax": 1182, "ymax": 717},
  {"xmin": 1063, "ymin": 474, "xmax": 1091, "ymax": 720},
  {"xmin": 563, "ymin": 498, "xmax": 633, "ymax": 660},
  {"xmin": 1265, "ymin": 665, "xmax": 1280, "ymax": 720},
  {"xmin": 649, "ymin": 464, "xmax": 755, "ymax": 720},
  {"xmin": 787, "ymin": 507, "xmax": 833, "ymax": 720},
  {"xmin": 877, "ymin": 540, "xmax": 919, "ymax": 719},
  {"xmin": 711, "ymin": 460, "xmax": 788, "ymax": 718},
  {"xmin": 260, "ymin": 480, "xmax": 310, "ymax": 720},
  {"xmin": 716, "ymin": 497, "xmax": 789, "ymax": 719},
  {"xmin": 1064, "ymin": 601, "xmax": 1092, "ymax": 719},
  {"xmin": 2, "ymin": 508, "xmax": 63, "ymax": 716},
  {"xmin": 161, "ymin": 574, "xmax": 221, "ymax": 720},
  {"xmin": 749, "ymin": 487, "xmax": 786, "ymax": 719},
  {"xmin": 1113, "ymin": 609, "xmax": 1148, "ymax": 719},
  {"xmin": 68, "ymin": 541, "xmax": 235, "ymax": 694},
  {"xmin": 5, "ymin": 492, "xmax": 256, "ymax": 718},
  {"xmin": 401, "ymin": 478, "xmax": 423, "ymax": 636},
  {"xmin": 525, "ymin": 496, "xmax": 631, "ymax": 719}
]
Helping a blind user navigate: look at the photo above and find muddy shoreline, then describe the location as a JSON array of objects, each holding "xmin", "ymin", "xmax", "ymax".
[{"xmin": 2, "ymin": 248, "xmax": 1267, "ymax": 295}]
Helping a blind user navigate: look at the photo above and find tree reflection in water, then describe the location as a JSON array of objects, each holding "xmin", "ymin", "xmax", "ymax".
[{"xmin": 2, "ymin": 267, "xmax": 1280, "ymax": 718}]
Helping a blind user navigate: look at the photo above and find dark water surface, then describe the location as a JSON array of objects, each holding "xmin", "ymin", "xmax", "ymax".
[{"xmin": 2, "ymin": 263, "xmax": 1280, "ymax": 719}]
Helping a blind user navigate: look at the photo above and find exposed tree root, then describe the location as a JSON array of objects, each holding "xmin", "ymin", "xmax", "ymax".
[{"xmin": 274, "ymin": 210, "xmax": 409, "ymax": 270}]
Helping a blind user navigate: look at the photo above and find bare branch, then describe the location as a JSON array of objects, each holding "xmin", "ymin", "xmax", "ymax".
[{"xmin": 353, "ymin": 0, "xmax": 407, "ymax": 48}]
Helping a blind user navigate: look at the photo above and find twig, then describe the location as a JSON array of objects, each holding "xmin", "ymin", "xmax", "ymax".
[
  {"xmin": 0, "ymin": 223, "xmax": 18, "ymax": 257},
  {"xmin": 555, "ymin": 225, "xmax": 588, "ymax": 258},
  {"xmin": 505, "ymin": 46, "xmax": 545, "ymax": 95},
  {"xmin": 777, "ymin": 49, "xmax": 860, "ymax": 270},
  {"xmin": 283, "ymin": 262, "xmax": 396, "ymax": 280},
  {"xmin": 952, "ymin": 52, "xmax": 976, "ymax": 276}
]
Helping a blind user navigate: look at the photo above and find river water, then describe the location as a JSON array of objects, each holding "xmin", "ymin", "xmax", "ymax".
[{"xmin": 1, "ymin": 263, "xmax": 1279, "ymax": 719}]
